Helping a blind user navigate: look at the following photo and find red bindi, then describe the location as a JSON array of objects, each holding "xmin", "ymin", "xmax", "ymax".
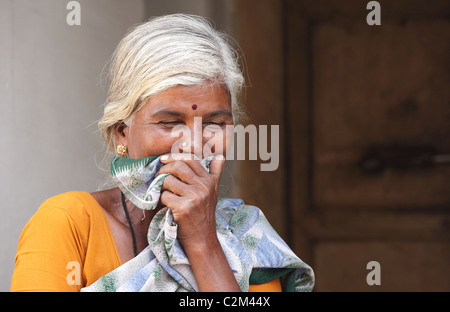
[{"xmin": 191, "ymin": 104, "xmax": 198, "ymax": 110}]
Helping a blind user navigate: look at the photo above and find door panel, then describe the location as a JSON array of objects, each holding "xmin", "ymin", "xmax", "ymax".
[
  {"xmin": 235, "ymin": 0, "xmax": 450, "ymax": 291},
  {"xmin": 313, "ymin": 20, "xmax": 450, "ymax": 210}
]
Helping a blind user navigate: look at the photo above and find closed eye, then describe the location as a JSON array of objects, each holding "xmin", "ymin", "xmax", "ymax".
[
  {"xmin": 157, "ymin": 121, "xmax": 184, "ymax": 128},
  {"xmin": 158, "ymin": 121, "xmax": 182, "ymax": 124},
  {"xmin": 204, "ymin": 121, "xmax": 226, "ymax": 126}
]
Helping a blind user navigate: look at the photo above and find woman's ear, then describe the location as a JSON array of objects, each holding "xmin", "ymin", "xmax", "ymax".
[{"xmin": 114, "ymin": 122, "xmax": 129, "ymax": 146}]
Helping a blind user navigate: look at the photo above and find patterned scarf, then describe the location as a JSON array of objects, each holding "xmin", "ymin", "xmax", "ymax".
[{"xmin": 81, "ymin": 155, "xmax": 314, "ymax": 292}]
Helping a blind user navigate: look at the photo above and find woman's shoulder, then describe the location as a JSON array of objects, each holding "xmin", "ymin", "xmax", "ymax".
[
  {"xmin": 12, "ymin": 191, "xmax": 107, "ymax": 291},
  {"xmin": 41, "ymin": 190, "xmax": 97, "ymax": 207},
  {"xmin": 18, "ymin": 191, "xmax": 105, "ymax": 254},
  {"xmin": 34, "ymin": 191, "xmax": 103, "ymax": 230}
]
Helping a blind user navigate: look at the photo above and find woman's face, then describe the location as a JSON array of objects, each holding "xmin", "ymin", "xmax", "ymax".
[{"xmin": 115, "ymin": 83, "xmax": 234, "ymax": 159}]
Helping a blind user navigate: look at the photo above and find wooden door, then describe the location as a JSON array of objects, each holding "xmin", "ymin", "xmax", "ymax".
[{"xmin": 235, "ymin": 0, "xmax": 450, "ymax": 291}]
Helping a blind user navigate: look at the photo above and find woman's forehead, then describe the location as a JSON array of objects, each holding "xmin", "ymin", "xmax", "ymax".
[{"xmin": 139, "ymin": 84, "xmax": 231, "ymax": 116}]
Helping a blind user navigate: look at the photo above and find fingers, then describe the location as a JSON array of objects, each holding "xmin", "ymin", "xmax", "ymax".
[
  {"xmin": 159, "ymin": 153, "xmax": 225, "ymax": 181},
  {"xmin": 158, "ymin": 153, "xmax": 225, "ymax": 198},
  {"xmin": 160, "ymin": 153, "xmax": 209, "ymax": 178},
  {"xmin": 160, "ymin": 188, "xmax": 183, "ymax": 210},
  {"xmin": 158, "ymin": 154, "xmax": 223, "ymax": 246},
  {"xmin": 158, "ymin": 159, "xmax": 201, "ymax": 185},
  {"xmin": 161, "ymin": 174, "xmax": 190, "ymax": 196}
]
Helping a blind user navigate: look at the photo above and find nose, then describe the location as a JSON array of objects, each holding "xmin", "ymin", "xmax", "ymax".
[{"xmin": 178, "ymin": 119, "xmax": 204, "ymax": 159}]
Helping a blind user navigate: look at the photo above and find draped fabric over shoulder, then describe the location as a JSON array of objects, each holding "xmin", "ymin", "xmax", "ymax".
[{"xmin": 82, "ymin": 156, "xmax": 314, "ymax": 292}]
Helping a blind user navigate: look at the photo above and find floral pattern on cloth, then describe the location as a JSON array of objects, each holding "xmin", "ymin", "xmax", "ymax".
[{"xmin": 81, "ymin": 155, "xmax": 314, "ymax": 292}]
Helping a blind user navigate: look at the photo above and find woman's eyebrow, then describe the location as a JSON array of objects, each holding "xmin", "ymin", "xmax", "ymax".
[
  {"xmin": 204, "ymin": 110, "xmax": 233, "ymax": 118},
  {"xmin": 151, "ymin": 110, "xmax": 185, "ymax": 118}
]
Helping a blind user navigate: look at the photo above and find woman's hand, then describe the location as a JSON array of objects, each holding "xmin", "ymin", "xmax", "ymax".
[
  {"xmin": 158, "ymin": 153, "xmax": 223, "ymax": 248},
  {"xmin": 157, "ymin": 153, "xmax": 241, "ymax": 291}
]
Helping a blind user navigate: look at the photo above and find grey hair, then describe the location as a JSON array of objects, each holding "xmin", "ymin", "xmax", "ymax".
[{"xmin": 98, "ymin": 14, "xmax": 245, "ymax": 151}]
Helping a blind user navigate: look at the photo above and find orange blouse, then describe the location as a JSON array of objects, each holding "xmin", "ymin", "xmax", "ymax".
[{"xmin": 11, "ymin": 191, "xmax": 281, "ymax": 292}]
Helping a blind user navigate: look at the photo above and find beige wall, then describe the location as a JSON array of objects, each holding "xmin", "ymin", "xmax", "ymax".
[{"xmin": 1, "ymin": 0, "xmax": 145, "ymax": 291}]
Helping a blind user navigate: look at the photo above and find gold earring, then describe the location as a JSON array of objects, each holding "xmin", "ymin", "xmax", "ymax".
[{"xmin": 116, "ymin": 144, "xmax": 128, "ymax": 157}]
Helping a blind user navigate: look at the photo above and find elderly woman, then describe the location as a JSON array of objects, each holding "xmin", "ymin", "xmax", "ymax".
[{"xmin": 11, "ymin": 14, "xmax": 314, "ymax": 292}]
